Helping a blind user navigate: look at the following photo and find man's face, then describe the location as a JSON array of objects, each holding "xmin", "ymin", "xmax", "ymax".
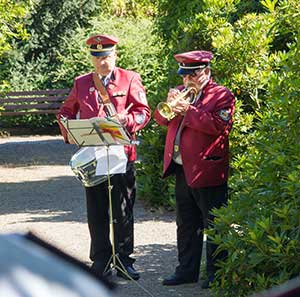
[
  {"xmin": 91, "ymin": 51, "xmax": 117, "ymax": 76},
  {"xmin": 182, "ymin": 67, "xmax": 210, "ymax": 91}
]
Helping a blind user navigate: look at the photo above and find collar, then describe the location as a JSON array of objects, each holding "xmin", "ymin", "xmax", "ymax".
[{"xmin": 98, "ymin": 68, "xmax": 115, "ymax": 84}]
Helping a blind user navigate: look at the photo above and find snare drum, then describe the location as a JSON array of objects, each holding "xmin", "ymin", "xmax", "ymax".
[{"xmin": 70, "ymin": 147, "xmax": 107, "ymax": 187}]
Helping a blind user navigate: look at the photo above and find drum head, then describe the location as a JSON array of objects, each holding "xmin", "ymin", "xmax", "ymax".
[{"xmin": 70, "ymin": 147, "xmax": 96, "ymax": 168}]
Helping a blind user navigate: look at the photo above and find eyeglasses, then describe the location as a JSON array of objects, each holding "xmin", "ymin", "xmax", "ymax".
[
  {"xmin": 182, "ymin": 72, "xmax": 196, "ymax": 78},
  {"xmin": 181, "ymin": 68, "xmax": 205, "ymax": 78}
]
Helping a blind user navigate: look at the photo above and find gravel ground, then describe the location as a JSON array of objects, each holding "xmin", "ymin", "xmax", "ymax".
[{"xmin": 0, "ymin": 135, "xmax": 211, "ymax": 297}]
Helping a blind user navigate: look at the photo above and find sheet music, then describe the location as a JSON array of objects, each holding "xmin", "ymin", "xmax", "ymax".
[
  {"xmin": 91, "ymin": 117, "xmax": 131, "ymax": 145},
  {"xmin": 60, "ymin": 117, "xmax": 131, "ymax": 147}
]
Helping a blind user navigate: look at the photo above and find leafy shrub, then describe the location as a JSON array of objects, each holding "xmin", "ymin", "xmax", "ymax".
[
  {"xmin": 208, "ymin": 1, "xmax": 300, "ymax": 295},
  {"xmin": 99, "ymin": 0, "xmax": 159, "ymax": 17},
  {"xmin": 2, "ymin": 0, "xmax": 101, "ymax": 91},
  {"xmin": 210, "ymin": 43, "xmax": 300, "ymax": 296},
  {"xmin": 0, "ymin": 0, "xmax": 28, "ymax": 58},
  {"xmin": 0, "ymin": 0, "xmax": 105, "ymax": 130}
]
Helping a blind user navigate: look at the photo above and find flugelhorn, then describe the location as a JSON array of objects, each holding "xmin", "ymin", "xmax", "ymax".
[{"xmin": 157, "ymin": 85, "xmax": 198, "ymax": 120}]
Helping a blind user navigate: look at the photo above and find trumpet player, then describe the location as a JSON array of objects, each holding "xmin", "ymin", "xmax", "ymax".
[{"xmin": 154, "ymin": 50, "xmax": 235, "ymax": 289}]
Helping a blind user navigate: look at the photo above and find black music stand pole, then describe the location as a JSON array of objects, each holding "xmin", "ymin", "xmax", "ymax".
[{"xmin": 91, "ymin": 122, "xmax": 134, "ymax": 279}]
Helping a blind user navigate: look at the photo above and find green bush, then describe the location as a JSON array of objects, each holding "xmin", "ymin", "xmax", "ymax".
[
  {"xmin": 0, "ymin": 0, "xmax": 28, "ymax": 58},
  {"xmin": 1, "ymin": 0, "xmax": 101, "ymax": 91},
  {"xmin": 210, "ymin": 42, "xmax": 300, "ymax": 296},
  {"xmin": 136, "ymin": 122, "xmax": 176, "ymax": 207},
  {"xmin": 208, "ymin": 1, "xmax": 300, "ymax": 295},
  {"xmin": 0, "ymin": 0, "xmax": 102, "ymax": 129},
  {"xmin": 98, "ymin": 0, "xmax": 159, "ymax": 17}
]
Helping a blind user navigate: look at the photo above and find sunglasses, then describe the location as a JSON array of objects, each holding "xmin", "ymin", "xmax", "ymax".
[{"xmin": 181, "ymin": 68, "xmax": 206, "ymax": 78}]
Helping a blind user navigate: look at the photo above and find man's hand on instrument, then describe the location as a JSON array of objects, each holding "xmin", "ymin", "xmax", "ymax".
[
  {"xmin": 167, "ymin": 88, "xmax": 180, "ymax": 103},
  {"xmin": 114, "ymin": 111, "xmax": 128, "ymax": 125},
  {"xmin": 112, "ymin": 103, "xmax": 133, "ymax": 126},
  {"xmin": 172, "ymin": 98, "xmax": 189, "ymax": 116}
]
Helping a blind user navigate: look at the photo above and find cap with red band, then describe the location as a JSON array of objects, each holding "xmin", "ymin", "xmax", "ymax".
[
  {"xmin": 174, "ymin": 50, "xmax": 213, "ymax": 75},
  {"xmin": 86, "ymin": 34, "xmax": 118, "ymax": 57}
]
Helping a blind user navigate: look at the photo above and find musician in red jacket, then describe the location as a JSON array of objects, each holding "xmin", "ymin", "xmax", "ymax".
[
  {"xmin": 154, "ymin": 50, "xmax": 235, "ymax": 288},
  {"xmin": 57, "ymin": 34, "xmax": 150, "ymax": 280}
]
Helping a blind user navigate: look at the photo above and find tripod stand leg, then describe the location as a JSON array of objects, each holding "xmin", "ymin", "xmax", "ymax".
[
  {"xmin": 103, "ymin": 147, "xmax": 155, "ymax": 297},
  {"xmin": 106, "ymin": 146, "xmax": 123, "ymax": 273},
  {"xmin": 105, "ymin": 147, "xmax": 138, "ymax": 280}
]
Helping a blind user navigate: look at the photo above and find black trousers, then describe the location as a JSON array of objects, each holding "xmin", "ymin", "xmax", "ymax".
[
  {"xmin": 85, "ymin": 162, "xmax": 136, "ymax": 267},
  {"xmin": 174, "ymin": 164, "xmax": 228, "ymax": 279}
]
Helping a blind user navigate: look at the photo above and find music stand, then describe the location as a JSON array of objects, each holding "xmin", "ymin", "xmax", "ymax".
[{"xmin": 60, "ymin": 116, "xmax": 136, "ymax": 280}]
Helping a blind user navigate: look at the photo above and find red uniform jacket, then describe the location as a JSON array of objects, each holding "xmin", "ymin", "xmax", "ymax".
[
  {"xmin": 154, "ymin": 79, "xmax": 235, "ymax": 188},
  {"xmin": 57, "ymin": 67, "xmax": 151, "ymax": 162}
]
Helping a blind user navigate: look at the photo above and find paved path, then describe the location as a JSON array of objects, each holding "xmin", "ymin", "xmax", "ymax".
[{"xmin": 0, "ymin": 135, "xmax": 211, "ymax": 297}]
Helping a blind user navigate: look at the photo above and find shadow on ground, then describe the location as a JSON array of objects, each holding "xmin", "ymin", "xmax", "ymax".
[
  {"xmin": 0, "ymin": 175, "xmax": 175, "ymax": 224},
  {"xmin": 0, "ymin": 136, "xmax": 175, "ymax": 224},
  {"xmin": 0, "ymin": 176, "xmax": 86, "ymax": 222},
  {"xmin": 111, "ymin": 243, "xmax": 209, "ymax": 297},
  {"xmin": 0, "ymin": 138, "xmax": 77, "ymax": 167}
]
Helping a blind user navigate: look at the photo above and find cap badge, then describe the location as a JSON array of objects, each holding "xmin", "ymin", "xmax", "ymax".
[
  {"xmin": 96, "ymin": 44, "xmax": 103, "ymax": 50},
  {"xmin": 95, "ymin": 37, "xmax": 102, "ymax": 42}
]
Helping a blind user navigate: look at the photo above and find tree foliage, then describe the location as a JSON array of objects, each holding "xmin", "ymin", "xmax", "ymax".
[
  {"xmin": 0, "ymin": 0, "xmax": 28, "ymax": 92},
  {"xmin": 0, "ymin": 0, "xmax": 101, "ymax": 92},
  {"xmin": 99, "ymin": 0, "xmax": 159, "ymax": 17},
  {"xmin": 210, "ymin": 39, "xmax": 300, "ymax": 296},
  {"xmin": 0, "ymin": 0, "xmax": 28, "ymax": 57},
  {"xmin": 207, "ymin": 1, "xmax": 300, "ymax": 296}
]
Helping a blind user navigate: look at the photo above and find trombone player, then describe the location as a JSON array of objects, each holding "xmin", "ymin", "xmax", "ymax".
[{"xmin": 154, "ymin": 50, "xmax": 235, "ymax": 289}]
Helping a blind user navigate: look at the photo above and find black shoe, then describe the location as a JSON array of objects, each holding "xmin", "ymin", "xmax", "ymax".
[
  {"xmin": 117, "ymin": 265, "xmax": 140, "ymax": 280},
  {"xmin": 91, "ymin": 261, "xmax": 112, "ymax": 278},
  {"xmin": 201, "ymin": 276, "xmax": 215, "ymax": 289},
  {"xmin": 162, "ymin": 273, "xmax": 198, "ymax": 286}
]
